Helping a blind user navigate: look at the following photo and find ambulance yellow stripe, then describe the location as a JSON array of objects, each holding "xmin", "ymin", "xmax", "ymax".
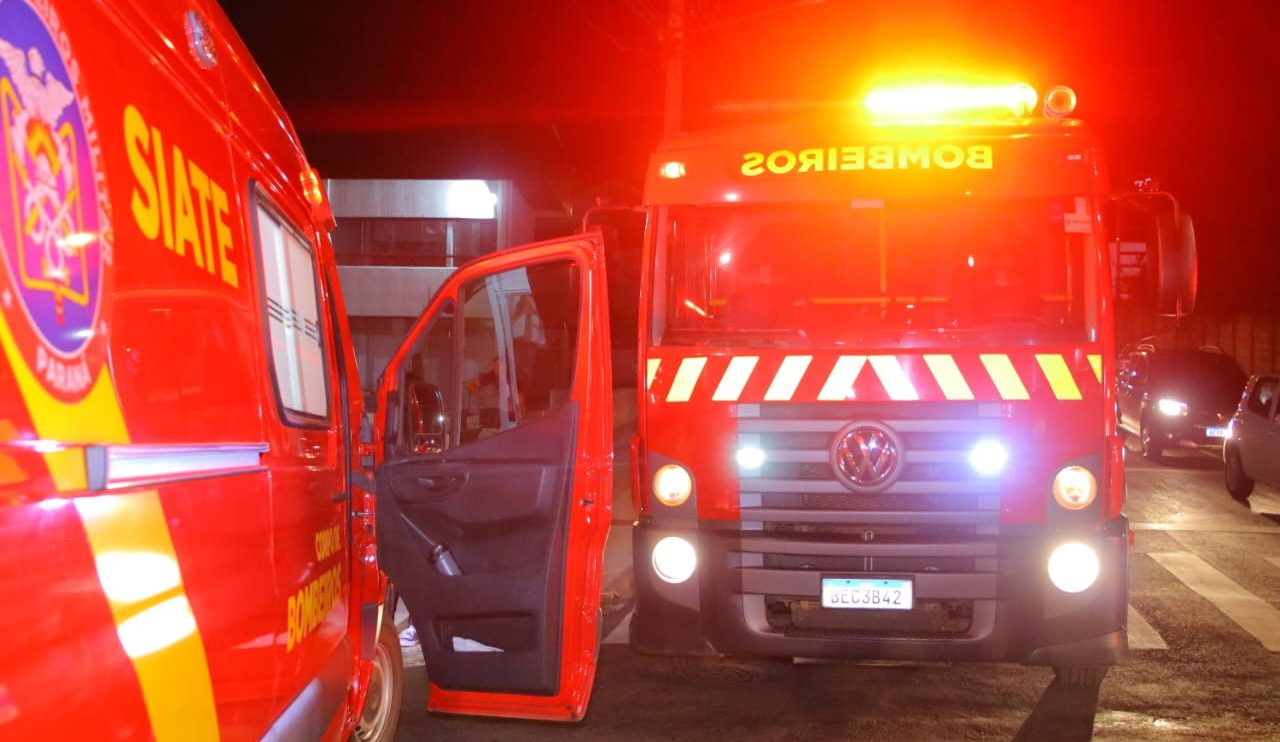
[
  {"xmin": 666, "ymin": 357, "xmax": 707, "ymax": 402},
  {"xmin": 1088, "ymin": 354, "xmax": 1103, "ymax": 383},
  {"xmin": 713, "ymin": 356, "xmax": 759, "ymax": 401},
  {"xmin": 77, "ymin": 493, "xmax": 219, "ymax": 742},
  {"xmin": 980, "ymin": 354, "xmax": 1030, "ymax": 400},
  {"xmin": 817, "ymin": 355, "xmax": 866, "ymax": 401},
  {"xmin": 869, "ymin": 355, "xmax": 919, "ymax": 401},
  {"xmin": 764, "ymin": 355, "xmax": 812, "ymax": 401},
  {"xmin": 0, "ymin": 316, "xmax": 127, "ymax": 489},
  {"xmin": 1036, "ymin": 354, "xmax": 1082, "ymax": 400},
  {"xmin": 646, "ymin": 358, "xmax": 661, "ymax": 390},
  {"xmin": 923, "ymin": 354, "xmax": 974, "ymax": 400}
]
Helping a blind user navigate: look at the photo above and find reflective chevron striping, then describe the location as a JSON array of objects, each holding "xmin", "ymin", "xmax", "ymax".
[
  {"xmin": 923, "ymin": 354, "xmax": 974, "ymax": 400},
  {"xmin": 764, "ymin": 355, "xmax": 813, "ymax": 401},
  {"xmin": 647, "ymin": 351, "xmax": 1101, "ymax": 402},
  {"xmin": 980, "ymin": 354, "xmax": 1030, "ymax": 400},
  {"xmin": 1036, "ymin": 354, "xmax": 1082, "ymax": 400},
  {"xmin": 1151, "ymin": 552, "xmax": 1280, "ymax": 651},
  {"xmin": 869, "ymin": 355, "xmax": 919, "ymax": 401},
  {"xmin": 666, "ymin": 357, "xmax": 706, "ymax": 402},
  {"xmin": 1088, "ymin": 354, "xmax": 1103, "ymax": 384},
  {"xmin": 817, "ymin": 356, "xmax": 867, "ymax": 401},
  {"xmin": 646, "ymin": 358, "xmax": 661, "ymax": 390},
  {"xmin": 1127, "ymin": 605, "xmax": 1169, "ymax": 650},
  {"xmin": 713, "ymin": 356, "xmax": 759, "ymax": 401}
]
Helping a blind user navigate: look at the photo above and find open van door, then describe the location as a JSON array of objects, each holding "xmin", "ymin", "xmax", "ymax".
[{"xmin": 373, "ymin": 235, "xmax": 612, "ymax": 721}]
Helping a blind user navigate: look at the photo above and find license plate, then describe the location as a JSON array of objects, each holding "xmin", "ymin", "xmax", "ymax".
[
  {"xmin": 821, "ymin": 577, "xmax": 913, "ymax": 610},
  {"xmin": 1206, "ymin": 426, "xmax": 1228, "ymax": 438}
]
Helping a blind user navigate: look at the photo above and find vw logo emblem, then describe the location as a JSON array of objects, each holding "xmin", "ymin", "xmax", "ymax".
[{"xmin": 831, "ymin": 422, "xmax": 902, "ymax": 492}]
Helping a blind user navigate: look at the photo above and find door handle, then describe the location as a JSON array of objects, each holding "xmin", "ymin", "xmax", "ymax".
[{"xmin": 417, "ymin": 475, "xmax": 462, "ymax": 494}]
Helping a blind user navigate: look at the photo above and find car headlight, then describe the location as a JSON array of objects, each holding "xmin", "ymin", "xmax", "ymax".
[
  {"xmin": 1047, "ymin": 542, "xmax": 1100, "ymax": 593},
  {"xmin": 652, "ymin": 536, "xmax": 697, "ymax": 584},
  {"xmin": 1157, "ymin": 398, "xmax": 1188, "ymax": 416},
  {"xmin": 653, "ymin": 464, "xmax": 693, "ymax": 507},
  {"xmin": 1052, "ymin": 465, "xmax": 1097, "ymax": 510}
]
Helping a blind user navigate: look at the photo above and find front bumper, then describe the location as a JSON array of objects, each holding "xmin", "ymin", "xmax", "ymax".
[
  {"xmin": 631, "ymin": 517, "xmax": 1129, "ymax": 666},
  {"xmin": 1146, "ymin": 415, "xmax": 1229, "ymax": 450}
]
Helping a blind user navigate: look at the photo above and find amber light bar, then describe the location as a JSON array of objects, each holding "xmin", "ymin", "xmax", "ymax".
[{"xmin": 863, "ymin": 82, "xmax": 1040, "ymax": 122}]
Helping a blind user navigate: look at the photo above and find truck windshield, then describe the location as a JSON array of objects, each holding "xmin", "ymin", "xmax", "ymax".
[{"xmin": 654, "ymin": 197, "xmax": 1095, "ymax": 347}]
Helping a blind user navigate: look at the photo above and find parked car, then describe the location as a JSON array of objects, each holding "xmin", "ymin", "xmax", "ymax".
[
  {"xmin": 1224, "ymin": 373, "xmax": 1280, "ymax": 499},
  {"xmin": 1116, "ymin": 344, "xmax": 1248, "ymax": 460}
]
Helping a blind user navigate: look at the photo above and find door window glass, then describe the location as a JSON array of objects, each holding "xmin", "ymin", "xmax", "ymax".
[
  {"xmin": 1247, "ymin": 377, "xmax": 1277, "ymax": 417},
  {"xmin": 254, "ymin": 198, "xmax": 329, "ymax": 423},
  {"xmin": 397, "ymin": 303, "xmax": 456, "ymax": 454},
  {"xmin": 459, "ymin": 260, "xmax": 580, "ymax": 443}
]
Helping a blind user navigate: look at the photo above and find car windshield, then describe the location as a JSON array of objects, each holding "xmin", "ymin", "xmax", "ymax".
[
  {"xmin": 1150, "ymin": 352, "xmax": 1247, "ymax": 400},
  {"xmin": 654, "ymin": 197, "xmax": 1096, "ymax": 347}
]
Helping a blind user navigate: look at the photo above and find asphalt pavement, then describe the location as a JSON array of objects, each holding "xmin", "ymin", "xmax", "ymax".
[{"xmin": 394, "ymin": 440, "xmax": 1280, "ymax": 741}]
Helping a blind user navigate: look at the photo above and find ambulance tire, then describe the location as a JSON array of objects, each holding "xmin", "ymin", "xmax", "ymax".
[
  {"xmin": 1053, "ymin": 665, "xmax": 1109, "ymax": 687},
  {"xmin": 353, "ymin": 611, "xmax": 404, "ymax": 742}
]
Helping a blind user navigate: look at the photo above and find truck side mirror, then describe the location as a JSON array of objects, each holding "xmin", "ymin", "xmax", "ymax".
[
  {"xmin": 1153, "ymin": 211, "xmax": 1197, "ymax": 318},
  {"xmin": 1109, "ymin": 187, "xmax": 1198, "ymax": 319}
]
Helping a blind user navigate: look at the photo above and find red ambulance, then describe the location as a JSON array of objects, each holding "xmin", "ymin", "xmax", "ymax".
[{"xmin": 0, "ymin": 0, "xmax": 614, "ymax": 736}]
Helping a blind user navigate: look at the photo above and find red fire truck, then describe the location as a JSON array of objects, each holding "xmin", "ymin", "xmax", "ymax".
[{"xmin": 628, "ymin": 82, "xmax": 1196, "ymax": 684}]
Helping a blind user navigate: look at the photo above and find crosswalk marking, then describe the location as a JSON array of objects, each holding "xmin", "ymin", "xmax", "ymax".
[
  {"xmin": 603, "ymin": 611, "xmax": 631, "ymax": 645},
  {"xmin": 1131, "ymin": 521, "xmax": 1280, "ymax": 535},
  {"xmin": 1127, "ymin": 605, "xmax": 1168, "ymax": 650},
  {"xmin": 1150, "ymin": 552, "xmax": 1280, "ymax": 651}
]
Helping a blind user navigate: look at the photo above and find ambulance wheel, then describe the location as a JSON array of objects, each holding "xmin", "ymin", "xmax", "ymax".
[
  {"xmin": 1225, "ymin": 446, "xmax": 1254, "ymax": 501},
  {"xmin": 1053, "ymin": 665, "xmax": 1109, "ymax": 687},
  {"xmin": 354, "ymin": 611, "xmax": 404, "ymax": 742}
]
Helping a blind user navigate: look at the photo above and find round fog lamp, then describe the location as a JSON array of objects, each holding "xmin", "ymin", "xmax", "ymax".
[
  {"xmin": 653, "ymin": 464, "xmax": 693, "ymax": 507},
  {"xmin": 1047, "ymin": 542, "xmax": 1100, "ymax": 593},
  {"xmin": 1052, "ymin": 465, "xmax": 1097, "ymax": 510},
  {"xmin": 652, "ymin": 536, "xmax": 697, "ymax": 584}
]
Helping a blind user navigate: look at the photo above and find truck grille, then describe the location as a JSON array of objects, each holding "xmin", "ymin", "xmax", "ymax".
[{"xmin": 730, "ymin": 401, "xmax": 1004, "ymax": 641}]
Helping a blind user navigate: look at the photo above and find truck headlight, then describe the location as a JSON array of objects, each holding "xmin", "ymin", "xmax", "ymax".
[
  {"xmin": 1157, "ymin": 398, "xmax": 1188, "ymax": 416},
  {"xmin": 653, "ymin": 464, "xmax": 693, "ymax": 507},
  {"xmin": 736, "ymin": 446, "xmax": 766, "ymax": 469},
  {"xmin": 1047, "ymin": 542, "xmax": 1100, "ymax": 593},
  {"xmin": 968, "ymin": 440, "xmax": 1008, "ymax": 476},
  {"xmin": 1052, "ymin": 465, "xmax": 1097, "ymax": 510},
  {"xmin": 652, "ymin": 536, "xmax": 697, "ymax": 584}
]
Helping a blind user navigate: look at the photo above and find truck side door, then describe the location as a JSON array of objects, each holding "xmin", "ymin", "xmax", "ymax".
[{"xmin": 374, "ymin": 235, "xmax": 612, "ymax": 721}]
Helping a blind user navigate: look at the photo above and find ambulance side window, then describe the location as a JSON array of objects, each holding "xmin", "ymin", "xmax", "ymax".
[
  {"xmin": 253, "ymin": 197, "xmax": 330, "ymax": 425},
  {"xmin": 458, "ymin": 260, "xmax": 580, "ymax": 444}
]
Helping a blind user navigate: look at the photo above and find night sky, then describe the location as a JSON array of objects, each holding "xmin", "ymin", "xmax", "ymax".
[{"xmin": 221, "ymin": 0, "xmax": 1280, "ymax": 311}]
